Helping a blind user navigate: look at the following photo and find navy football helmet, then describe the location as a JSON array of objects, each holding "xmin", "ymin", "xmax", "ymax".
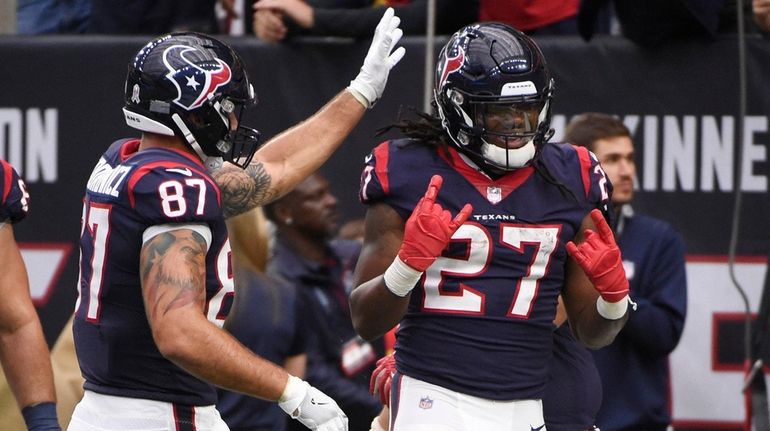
[
  {"xmin": 434, "ymin": 23, "xmax": 554, "ymax": 173},
  {"xmin": 123, "ymin": 32, "xmax": 260, "ymax": 168}
]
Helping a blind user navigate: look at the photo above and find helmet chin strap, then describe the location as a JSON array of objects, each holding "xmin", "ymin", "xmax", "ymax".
[
  {"xmin": 481, "ymin": 140, "xmax": 536, "ymax": 169},
  {"xmin": 172, "ymin": 113, "xmax": 209, "ymax": 162}
]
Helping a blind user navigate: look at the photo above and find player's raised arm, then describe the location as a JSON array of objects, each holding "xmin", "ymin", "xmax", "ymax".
[
  {"xmin": 210, "ymin": 7, "xmax": 406, "ymax": 218},
  {"xmin": 350, "ymin": 175, "xmax": 471, "ymax": 340}
]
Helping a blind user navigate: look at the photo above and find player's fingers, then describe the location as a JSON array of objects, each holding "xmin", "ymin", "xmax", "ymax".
[
  {"xmin": 584, "ymin": 229, "xmax": 605, "ymax": 251},
  {"xmin": 383, "ymin": 376, "xmax": 392, "ymax": 406},
  {"xmin": 388, "ymin": 45, "xmax": 407, "ymax": 68},
  {"xmin": 375, "ymin": 7, "xmax": 395, "ymax": 35},
  {"xmin": 414, "ymin": 196, "xmax": 429, "ymax": 215},
  {"xmin": 590, "ymin": 209, "xmax": 615, "ymax": 244},
  {"xmin": 449, "ymin": 203, "xmax": 473, "ymax": 230},
  {"xmin": 566, "ymin": 241, "xmax": 586, "ymax": 264},
  {"xmin": 370, "ymin": 372, "xmax": 379, "ymax": 395},
  {"xmin": 423, "ymin": 175, "xmax": 443, "ymax": 203}
]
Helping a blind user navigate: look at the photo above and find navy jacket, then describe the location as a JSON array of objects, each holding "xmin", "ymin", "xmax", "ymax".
[{"xmin": 592, "ymin": 206, "xmax": 688, "ymax": 431}]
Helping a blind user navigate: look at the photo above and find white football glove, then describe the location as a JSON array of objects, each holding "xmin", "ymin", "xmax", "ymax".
[
  {"xmin": 348, "ymin": 7, "xmax": 406, "ymax": 108},
  {"xmin": 278, "ymin": 375, "xmax": 349, "ymax": 431}
]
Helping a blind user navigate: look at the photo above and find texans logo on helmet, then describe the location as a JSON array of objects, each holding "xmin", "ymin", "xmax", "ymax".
[
  {"xmin": 162, "ymin": 45, "xmax": 232, "ymax": 111},
  {"xmin": 438, "ymin": 46, "xmax": 465, "ymax": 90}
]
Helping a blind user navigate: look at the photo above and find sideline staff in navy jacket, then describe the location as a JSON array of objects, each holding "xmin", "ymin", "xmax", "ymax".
[{"xmin": 565, "ymin": 113, "xmax": 687, "ymax": 431}]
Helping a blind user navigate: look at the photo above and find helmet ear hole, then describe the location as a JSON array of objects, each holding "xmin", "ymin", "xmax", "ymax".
[{"xmin": 186, "ymin": 112, "xmax": 207, "ymax": 128}]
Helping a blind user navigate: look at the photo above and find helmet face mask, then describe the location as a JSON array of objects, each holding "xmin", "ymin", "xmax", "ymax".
[
  {"xmin": 434, "ymin": 23, "xmax": 554, "ymax": 174},
  {"xmin": 123, "ymin": 32, "xmax": 261, "ymax": 169}
]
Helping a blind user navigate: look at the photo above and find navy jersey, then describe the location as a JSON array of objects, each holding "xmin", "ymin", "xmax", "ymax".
[
  {"xmin": 359, "ymin": 139, "xmax": 609, "ymax": 400},
  {"xmin": 543, "ymin": 324, "xmax": 602, "ymax": 430},
  {"xmin": 74, "ymin": 139, "xmax": 232, "ymax": 406},
  {"xmin": 0, "ymin": 158, "xmax": 30, "ymax": 224}
]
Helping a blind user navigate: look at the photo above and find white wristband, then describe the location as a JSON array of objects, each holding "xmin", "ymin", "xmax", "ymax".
[
  {"xmin": 278, "ymin": 375, "xmax": 307, "ymax": 417},
  {"xmin": 347, "ymin": 85, "xmax": 371, "ymax": 109},
  {"xmin": 383, "ymin": 256, "xmax": 423, "ymax": 297},
  {"xmin": 596, "ymin": 295, "xmax": 629, "ymax": 320}
]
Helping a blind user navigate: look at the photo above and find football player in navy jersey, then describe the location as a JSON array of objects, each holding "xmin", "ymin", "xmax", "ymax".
[
  {"xmin": 70, "ymin": 9, "xmax": 405, "ymax": 431},
  {"xmin": 0, "ymin": 159, "xmax": 61, "ymax": 431},
  {"xmin": 349, "ymin": 23, "xmax": 630, "ymax": 430}
]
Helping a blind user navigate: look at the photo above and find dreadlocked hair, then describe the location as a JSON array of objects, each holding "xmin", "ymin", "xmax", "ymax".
[{"xmin": 376, "ymin": 105, "xmax": 451, "ymax": 147}]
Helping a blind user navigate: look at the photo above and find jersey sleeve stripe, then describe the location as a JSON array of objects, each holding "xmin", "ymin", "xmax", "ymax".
[
  {"xmin": 142, "ymin": 223, "xmax": 213, "ymax": 250},
  {"xmin": 374, "ymin": 141, "xmax": 391, "ymax": 195},
  {"xmin": 573, "ymin": 145, "xmax": 593, "ymax": 198}
]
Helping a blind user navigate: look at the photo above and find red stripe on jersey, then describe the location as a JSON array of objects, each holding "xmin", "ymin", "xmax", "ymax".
[
  {"xmin": 374, "ymin": 141, "xmax": 391, "ymax": 195},
  {"xmin": 0, "ymin": 159, "xmax": 12, "ymax": 205},
  {"xmin": 126, "ymin": 162, "xmax": 220, "ymax": 208},
  {"xmin": 439, "ymin": 146, "xmax": 534, "ymax": 203},
  {"xmin": 573, "ymin": 145, "xmax": 593, "ymax": 198}
]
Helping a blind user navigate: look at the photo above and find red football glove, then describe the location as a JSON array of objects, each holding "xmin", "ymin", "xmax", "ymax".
[
  {"xmin": 398, "ymin": 175, "xmax": 473, "ymax": 272},
  {"xmin": 566, "ymin": 209, "xmax": 629, "ymax": 303},
  {"xmin": 369, "ymin": 354, "xmax": 396, "ymax": 406}
]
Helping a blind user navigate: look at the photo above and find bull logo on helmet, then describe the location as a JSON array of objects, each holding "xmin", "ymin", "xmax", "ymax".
[
  {"xmin": 163, "ymin": 45, "xmax": 232, "ymax": 111},
  {"xmin": 437, "ymin": 46, "xmax": 465, "ymax": 90}
]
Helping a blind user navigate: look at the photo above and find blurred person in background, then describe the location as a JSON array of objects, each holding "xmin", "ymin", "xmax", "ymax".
[
  {"xmin": 478, "ymin": 0, "xmax": 580, "ymax": 35},
  {"xmin": 250, "ymin": 0, "xmax": 477, "ymax": 43},
  {"xmin": 0, "ymin": 159, "xmax": 60, "ymax": 431},
  {"xmin": 89, "ymin": 0, "xmax": 225, "ymax": 34},
  {"xmin": 16, "ymin": 0, "xmax": 89, "ymax": 34},
  {"xmin": 349, "ymin": 22, "xmax": 630, "ymax": 430},
  {"xmin": 217, "ymin": 208, "xmax": 309, "ymax": 431},
  {"xmin": 577, "ymin": 0, "xmax": 727, "ymax": 46},
  {"xmin": 565, "ymin": 112, "xmax": 687, "ymax": 431},
  {"xmin": 265, "ymin": 173, "xmax": 385, "ymax": 431},
  {"xmin": 337, "ymin": 218, "xmax": 365, "ymax": 243},
  {"xmin": 753, "ymin": 0, "xmax": 770, "ymax": 32}
]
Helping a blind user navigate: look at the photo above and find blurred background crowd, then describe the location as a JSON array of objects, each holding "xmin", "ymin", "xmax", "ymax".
[{"xmin": 2, "ymin": 0, "xmax": 770, "ymax": 41}]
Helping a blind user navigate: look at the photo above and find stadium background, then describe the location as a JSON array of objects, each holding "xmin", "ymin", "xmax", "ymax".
[{"xmin": 1, "ymin": 34, "xmax": 769, "ymax": 429}]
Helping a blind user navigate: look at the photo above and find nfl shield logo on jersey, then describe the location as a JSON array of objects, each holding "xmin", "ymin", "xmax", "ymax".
[
  {"xmin": 487, "ymin": 186, "xmax": 502, "ymax": 204},
  {"xmin": 418, "ymin": 396, "xmax": 433, "ymax": 409}
]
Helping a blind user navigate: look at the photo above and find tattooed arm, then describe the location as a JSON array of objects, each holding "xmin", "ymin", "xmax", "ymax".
[
  {"xmin": 140, "ymin": 228, "xmax": 289, "ymax": 400},
  {"xmin": 210, "ymin": 90, "xmax": 366, "ymax": 218}
]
